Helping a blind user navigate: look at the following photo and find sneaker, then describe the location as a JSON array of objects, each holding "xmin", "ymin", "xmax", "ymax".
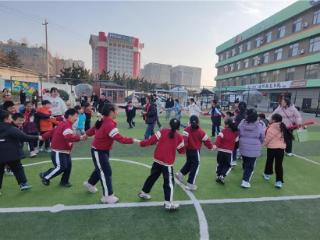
[
  {"xmin": 138, "ymin": 191, "xmax": 152, "ymax": 200},
  {"xmin": 34, "ymin": 148, "xmax": 39, "ymax": 154},
  {"xmin": 286, "ymin": 153, "xmax": 293, "ymax": 157},
  {"xmin": 30, "ymin": 151, "xmax": 37, "ymax": 158},
  {"xmin": 164, "ymin": 201, "xmax": 179, "ymax": 211},
  {"xmin": 231, "ymin": 161, "xmax": 237, "ymax": 167},
  {"xmin": 20, "ymin": 183, "xmax": 32, "ymax": 191},
  {"xmin": 175, "ymin": 172, "xmax": 184, "ymax": 182},
  {"xmin": 101, "ymin": 194, "xmax": 119, "ymax": 204},
  {"xmin": 215, "ymin": 176, "xmax": 225, "ymax": 185},
  {"xmin": 45, "ymin": 148, "xmax": 51, "ymax": 153},
  {"xmin": 60, "ymin": 182, "xmax": 72, "ymax": 188},
  {"xmin": 4, "ymin": 169, "xmax": 13, "ymax": 176},
  {"xmin": 83, "ymin": 181, "xmax": 98, "ymax": 193},
  {"xmin": 275, "ymin": 181, "xmax": 283, "ymax": 189},
  {"xmin": 263, "ymin": 173, "xmax": 270, "ymax": 181},
  {"xmin": 185, "ymin": 183, "xmax": 198, "ymax": 191},
  {"xmin": 39, "ymin": 172, "xmax": 50, "ymax": 186},
  {"xmin": 39, "ymin": 147, "xmax": 45, "ymax": 152},
  {"xmin": 241, "ymin": 180, "xmax": 251, "ymax": 188}
]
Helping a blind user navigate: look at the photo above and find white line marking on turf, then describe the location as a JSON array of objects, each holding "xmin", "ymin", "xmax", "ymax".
[
  {"xmin": 22, "ymin": 157, "xmax": 210, "ymax": 240},
  {"xmin": 292, "ymin": 154, "xmax": 320, "ymax": 166}
]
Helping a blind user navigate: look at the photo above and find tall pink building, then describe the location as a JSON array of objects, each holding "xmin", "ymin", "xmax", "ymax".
[{"xmin": 89, "ymin": 32, "xmax": 143, "ymax": 78}]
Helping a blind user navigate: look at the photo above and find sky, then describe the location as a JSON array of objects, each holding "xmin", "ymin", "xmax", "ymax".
[{"xmin": 0, "ymin": 0, "xmax": 296, "ymax": 87}]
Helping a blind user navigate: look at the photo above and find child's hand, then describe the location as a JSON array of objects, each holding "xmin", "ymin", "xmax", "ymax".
[
  {"xmin": 133, "ymin": 138, "xmax": 141, "ymax": 144},
  {"xmin": 38, "ymin": 135, "xmax": 43, "ymax": 141},
  {"xmin": 80, "ymin": 134, "xmax": 87, "ymax": 141},
  {"xmin": 211, "ymin": 145, "xmax": 217, "ymax": 151}
]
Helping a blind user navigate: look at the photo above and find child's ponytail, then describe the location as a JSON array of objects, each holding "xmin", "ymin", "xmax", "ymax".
[
  {"xmin": 169, "ymin": 118, "xmax": 180, "ymax": 139},
  {"xmin": 189, "ymin": 115, "xmax": 199, "ymax": 130}
]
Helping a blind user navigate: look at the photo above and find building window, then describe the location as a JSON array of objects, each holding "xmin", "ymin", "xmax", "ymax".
[
  {"xmin": 263, "ymin": 52, "xmax": 270, "ymax": 64},
  {"xmin": 277, "ymin": 26, "xmax": 286, "ymax": 39},
  {"xmin": 236, "ymin": 61, "xmax": 241, "ymax": 70},
  {"xmin": 226, "ymin": 51, "xmax": 230, "ymax": 59},
  {"xmin": 235, "ymin": 77, "xmax": 241, "ymax": 85},
  {"xmin": 305, "ymin": 63, "xmax": 320, "ymax": 79},
  {"xmin": 286, "ymin": 67, "xmax": 295, "ymax": 81},
  {"xmin": 274, "ymin": 48, "xmax": 283, "ymax": 61},
  {"xmin": 255, "ymin": 36, "xmax": 263, "ymax": 48},
  {"xmin": 239, "ymin": 44, "xmax": 243, "ymax": 54},
  {"xmin": 246, "ymin": 41, "xmax": 252, "ymax": 51},
  {"xmin": 266, "ymin": 31, "xmax": 272, "ymax": 43},
  {"xmin": 314, "ymin": 10, "xmax": 320, "ymax": 24},
  {"xmin": 293, "ymin": 18, "xmax": 302, "ymax": 33},
  {"xmin": 219, "ymin": 54, "xmax": 224, "ymax": 61},
  {"xmin": 271, "ymin": 70, "xmax": 280, "ymax": 82},
  {"xmin": 231, "ymin": 48, "xmax": 237, "ymax": 57},
  {"xmin": 250, "ymin": 74, "xmax": 258, "ymax": 84},
  {"xmin": 289, "ymin": 43, "xmax": 299, "ymax": 57},
  {"xmin": 253, "ymin": 56, "xmax": 261, "ymax": 66},
  {"xmin": 309, "ymin": 37, "xmax": 320, "ymax": 53},
  {"xmin": 261, "ymin": 72, "xmax": 268, "ymax": 83},
  {"xmin": 244, "ymin": 59, "xmax": 249, "ymax": 68},
  {"xmin": 230, "ymin": 64, "xmax": 234, "ymax": 72},
  {"xmin": 224, "ymin": 65, "xmax": 229, "ymax": 73}
]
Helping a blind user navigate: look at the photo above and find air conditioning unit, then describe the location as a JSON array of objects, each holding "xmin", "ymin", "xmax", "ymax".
[
  {"xmin": 300, "ymin": 49, "xmax": 305, "ymax": 55},
  {"xmin": 303, "ymin": 22, "xmax": 309, "ymax": 28}
]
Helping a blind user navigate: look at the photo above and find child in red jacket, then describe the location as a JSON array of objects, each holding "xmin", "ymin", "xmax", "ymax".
[
  {"xmin": 138, "ymin": 118, "xmax": 185, "ymax": 210},
  {"xmin": 175, "ymin": 115, "xmax": 213, "ymax": 191},
  {"xmin": 214, "ymin": 118, "xmax": 238, "ymax": 184},
  {"xmin": 39, "ymin": 108, "xmax": 87, "ymax": 187},
  {"xmin": 84, "ymin": 103, "xmax": 135, "ymax": 204}
]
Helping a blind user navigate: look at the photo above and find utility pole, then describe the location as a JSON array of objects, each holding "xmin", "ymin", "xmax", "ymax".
[{"xmin": 42, "ymin": 20, "xmax": 49, "ymax": 82}]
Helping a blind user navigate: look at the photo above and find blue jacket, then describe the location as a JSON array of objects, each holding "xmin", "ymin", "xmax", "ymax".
[{"xmin": 77, "ymin": 113, "xmax": 86, "ymax": 130}]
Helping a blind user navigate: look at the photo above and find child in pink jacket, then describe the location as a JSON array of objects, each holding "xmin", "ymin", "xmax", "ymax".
[{"xmin": 263, "ymin": 113, "xmax": 294, "ymax": 188}]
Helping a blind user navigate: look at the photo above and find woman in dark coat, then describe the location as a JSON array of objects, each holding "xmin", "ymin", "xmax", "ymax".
[{"xmin": 0, "ymin": 110, "xmax": 40, "ymax": 192}]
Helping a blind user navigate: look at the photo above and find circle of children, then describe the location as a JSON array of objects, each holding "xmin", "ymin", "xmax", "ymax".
[{"xmin": 0, "ymin": 87, "xmax": 302, "ymax": 210}]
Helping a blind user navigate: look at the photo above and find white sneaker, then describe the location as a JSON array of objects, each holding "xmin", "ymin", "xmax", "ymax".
[
  {"xmin": 34, "ymin": 148, "xmax": 39, "ymax": 154},
  {"xmin": 275, "ymin": 181, "xmax": 283, "ymax": 188},
  {"xmin": 175, "ymin": 172, "xmax": 184, "ymax": 182},
  {"xmin": 286, "ymin": 153, "xmax": 293, "ymax": 157},
  {"xmin": 164, "ymin": 201, "xmax": 179, "ymax": 210},
  {"xmin": 83, "ymin": 181, "xmax": 98, "ymax": 193},
  {"xmin": 101, "ymin": 194, "xmax": 119, "ymax": 204},
  {"xmin": 4, "ymin": 169, "xmax": 13, "ymax": 176},
  {"xmin": 263, "ymin": 173, "xmax": 270, "ymax": 181},
  {"xmin": 30, "ymin": 151, "xmax": 37, "ymax": 158},
  {"xmin": 231, "ymin": 161, "xmax": 237, "ymax": 167},
  {"xmin": 138, "ymin": 191, "xmax": 152, "ymax": 200},
  {"xmin": 241, "ymin": 180, "xmax": 251, "ymax": 188},
  {"xmin": 45, "ymin": 148, "xmax": 51, "ymax": 153},
  {"xmin": 185, "ymin": 183, "xmax": 198, "ymax": 191},
  {"xmin": 39, "ymin": 147, "xmax": 44, "ymax": 152}
]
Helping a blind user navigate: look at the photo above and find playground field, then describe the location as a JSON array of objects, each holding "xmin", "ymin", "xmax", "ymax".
[{"xmin": 1, "ymin": 112, "xmax": 320, "ymax": 240}]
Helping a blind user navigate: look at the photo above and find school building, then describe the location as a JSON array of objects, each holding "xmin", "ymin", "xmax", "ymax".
[{"xmin": 215, "ymin": 1, "xmax": 320, "ymax": 111}]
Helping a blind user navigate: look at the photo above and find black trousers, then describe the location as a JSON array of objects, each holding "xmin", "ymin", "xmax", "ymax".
[
  {"xmin": 27, "ymin": 132, "xmax": 38, "ymax": 151},
  {"xmin": 0, "ymin": 159, "xmax": 27, "ymax": 189},
  {"xmin": 85, "ymin": 120, "xmax": 91, "ymax": 131},
  {"xmin": 142, "ymin": 162, "xmax": 175, "ymax": 202},
  {"xmin": 242, "ymin": 156, "xmax": 257, "ymax": 182},
  {"xmin": 43, "ymin": 151, "xmax": 72, "ymax": 184},
  {"xmin": 232, "ymin": 142, "xmax": 239, "ymax": 162},
  {"xmin": 88, "ymin": 149, "xmax": 113, "ymax": 197},
  {"xmin": 211, "ymin": 123, "xmax": 220, "ymax": 137},
  {"xmin": 285, "ymin": 129, "xmax": 293, "ymax": 153},
  {"xmin": 180, "ymin": 150, "xmax": 200, "ymax": 184},
  {"xmin": 264, "ymin": 148, "xmax": 285, "ymax": 182},
  {"xmin": 216, "ymin": 151, "xmax": 232, "ymax": 177},
  {"xmin": 127, "ymin": 116, "xmax": 135, "ymax": 128}
]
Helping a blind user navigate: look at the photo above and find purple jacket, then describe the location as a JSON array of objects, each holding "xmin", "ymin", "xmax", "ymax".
[{"xmin": 238, "ymin": 120, "xmax": 264, "ymax": 158}]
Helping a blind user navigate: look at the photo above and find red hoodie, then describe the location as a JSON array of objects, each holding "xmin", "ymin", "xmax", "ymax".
[
  {"xmin": 214, "ymin": 128, "xmax": 239, "ymax": 153},
  {"xmin": 86, "ymin": 116, "xmax": 133, "ymax": 150},
  {"xmin": 183, "ymin": 126, "xmax": 213, "ymax": 150},
  {"xmin": 43, "ymin": 120, "xmax": 80, "ymax": 153},
  {"xmin": 140, "ymin": 128, "xmax": 185, "ymax": 166}
]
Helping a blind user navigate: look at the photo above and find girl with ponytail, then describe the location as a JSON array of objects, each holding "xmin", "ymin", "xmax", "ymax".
[
  {"xmin": 138, "ymin": 118, "xmax": 185, "ymax": 210},
  {"xmin": 175, "ymin": 115, "xmax": 213, "ymax": 191},
  {"xmin": 263, "ymin": 113, "xmax": 293, "ymax": 188}
]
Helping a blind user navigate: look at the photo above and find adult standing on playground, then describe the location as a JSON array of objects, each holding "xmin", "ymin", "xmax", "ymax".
[
  {"xmin": 165, "ymin": 96, "xmax": 174, "ymax": 120},
  {"xmin": 91, "ymin": 92, "xmax": 99, "ymax": 112},
  {"xmin": 271, "ymin": 97, "xmax": 302, "ymax": 156},
  {"xmin": 143, "ymin": 96, "xmax": 158, "ymax": 139},
  {"xmin": 45, "ymin": 87, "xmax": 67, "ymax": 121},
  {"xmin": 186, "ymin": 98, "xmax": 202, "ymax": 117},
  {"xmin": 97, "ymin": 93, "xmax": 109, "ymax": 114}
]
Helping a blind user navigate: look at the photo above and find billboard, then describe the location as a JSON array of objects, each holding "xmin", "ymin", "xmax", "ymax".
[
  {"xmin": 108, "ymin": 33, "xmax": 133, "ymax": 44},
  {"xmin": 5, "ymin": 80, "xmax": 39, "ymax": 95}
]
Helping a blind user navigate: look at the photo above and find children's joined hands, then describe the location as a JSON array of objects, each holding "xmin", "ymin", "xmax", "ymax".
[{"xmin": 133, "ymin": 138, "xmax": 141, "ymax": 144}]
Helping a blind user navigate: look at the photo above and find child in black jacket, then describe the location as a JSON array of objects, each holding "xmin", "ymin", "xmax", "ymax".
[
  {"xmin": 119, "ymin": 101, "xmax": 142, "ymax": 128},
  {"xmin": 0, "ymin": 110, "xmax": 41, "ymax": 193}
]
